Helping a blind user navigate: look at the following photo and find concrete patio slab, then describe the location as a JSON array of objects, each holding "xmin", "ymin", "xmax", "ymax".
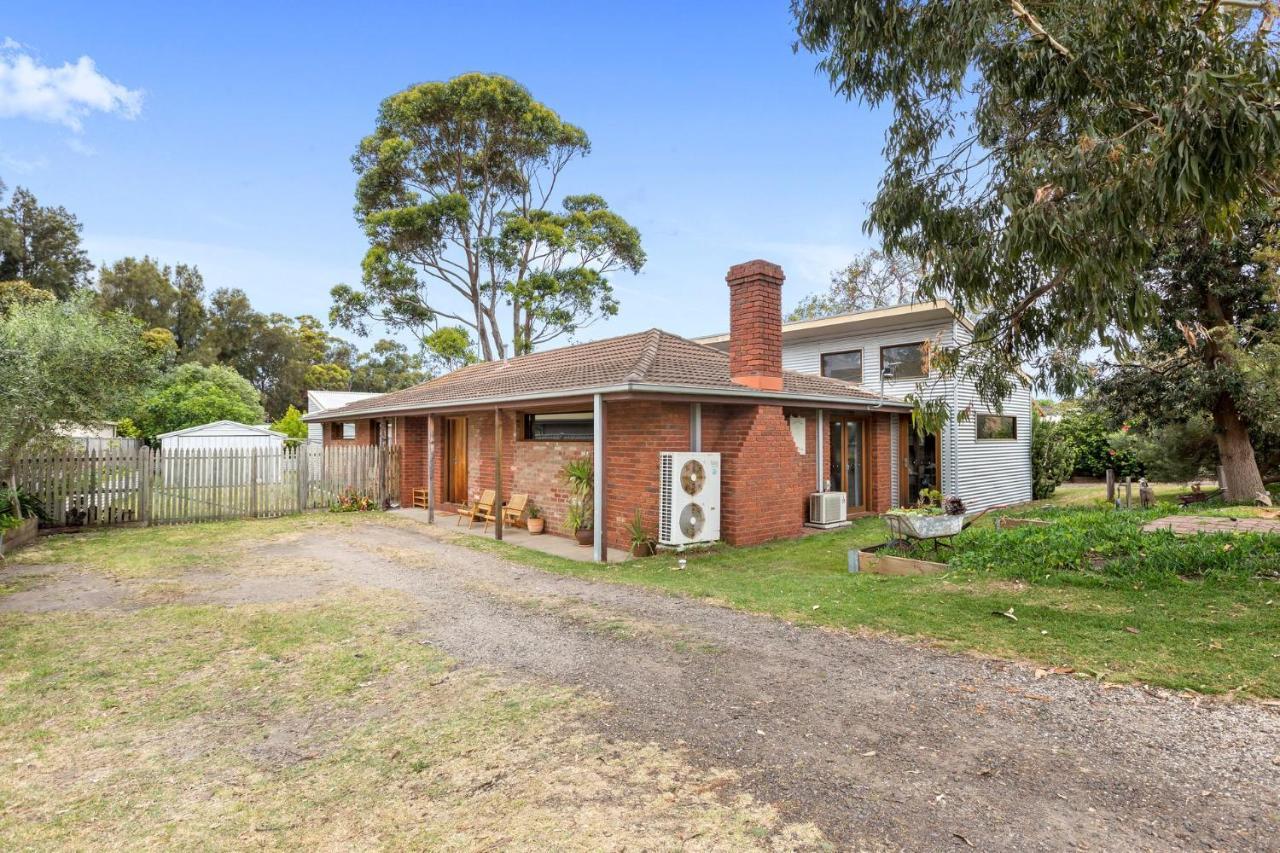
[{"xmin": 391, "ymin": 507, "xmax": 632, "ymax": 563}]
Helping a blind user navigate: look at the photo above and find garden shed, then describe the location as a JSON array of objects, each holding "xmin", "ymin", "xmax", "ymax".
[{"xmin": 157, "ymin": 421, "xmax": 287, "ymax": 485}]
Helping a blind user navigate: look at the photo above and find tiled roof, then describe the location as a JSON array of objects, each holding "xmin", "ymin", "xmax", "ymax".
[{"xmin": 308, "ymin": 329, "xmax": 907, "ymax": 420}]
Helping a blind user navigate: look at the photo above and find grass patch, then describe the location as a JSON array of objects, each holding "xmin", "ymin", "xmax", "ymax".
[
  {"xmin": 6, "ymin": 513, "xmax": 404, "ymax": 579},
  {"xmin": 2, "ymin": 530, "xmax": 825, "ymax": 848},
  {"xmin": 453, "ymin": 508, "xmax": 1280, "ymax": 698}
]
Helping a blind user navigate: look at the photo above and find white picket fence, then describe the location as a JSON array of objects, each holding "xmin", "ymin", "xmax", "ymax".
[{"xmin": 10, "ymin": 445, "xmax": 400, "ymax": 528}]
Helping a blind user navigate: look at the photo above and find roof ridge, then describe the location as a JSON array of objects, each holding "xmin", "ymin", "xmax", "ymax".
[{"xmin": 625, "ymin": 328, "xmax": 664, "ymax": 381}]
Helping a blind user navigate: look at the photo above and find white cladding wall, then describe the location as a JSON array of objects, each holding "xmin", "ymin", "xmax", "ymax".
[{"xmin": 780, "ymin": 316, "xmax": 1031, "ymax": 511}]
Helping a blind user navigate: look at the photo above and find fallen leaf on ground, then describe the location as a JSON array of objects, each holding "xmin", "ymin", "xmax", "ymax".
[
  {"xmin": 992, "ymin": 608, "xmax": 1017, "ymax": 621},
  {"xmin": 1124, "ymin": 626, "xmax": 1140, "ymax": 634}
]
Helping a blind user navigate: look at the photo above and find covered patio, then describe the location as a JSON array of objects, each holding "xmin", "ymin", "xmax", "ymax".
[{"xmin": 391, "ymin": 506, "xmax": 632, "ymax": 563}]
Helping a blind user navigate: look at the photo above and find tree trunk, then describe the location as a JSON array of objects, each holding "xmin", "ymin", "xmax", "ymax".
[
  {"xmin": 2, "ymin": 456, "xmax": 22, "ymax": 520},
  {"xmin": 1212, "ymin": 392, "xmax": 1265, "ymax": 502}
]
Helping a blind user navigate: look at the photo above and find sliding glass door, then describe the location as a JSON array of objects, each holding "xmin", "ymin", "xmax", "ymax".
[{"xmin": 828, "ymin": 416, "xmax": 869, "ymax": 515}]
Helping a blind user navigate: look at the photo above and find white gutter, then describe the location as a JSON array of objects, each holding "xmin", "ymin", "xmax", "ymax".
[{"xmin": 302, "ymin": 381, "xmax": 913, "ymax": 422}]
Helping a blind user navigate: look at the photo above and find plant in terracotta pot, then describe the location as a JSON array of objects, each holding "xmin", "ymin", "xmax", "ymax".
[
  {"xmin": 626, "ymin": 509, "xmax": 655, "ymax": 557},
  {"xmin": 562, "ymin": 458, "xmax": 594, "ymax": 546},
  {"xmin": 527, "ymin": 502, "xmax": 545, "ymax": 535}
]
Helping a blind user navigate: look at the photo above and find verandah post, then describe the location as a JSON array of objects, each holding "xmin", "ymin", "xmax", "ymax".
[
  {"xmin": 426, "ymin": 414, "xmax": 436, "ymax": 524},
  {"xmin": 593, "ymin": 392, "xmax": 606, "ymax": 563},
  {"xmin": 494, "ymin": 407, "xmax": 503, "ymax": 541}
]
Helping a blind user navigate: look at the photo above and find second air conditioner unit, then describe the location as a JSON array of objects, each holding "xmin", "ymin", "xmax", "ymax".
[
  {"xmin": 658, "ymin": 451, "xmax": 721, "ymax": 547},
  {"xmin": 807, "ymin": 491, "xmax": 850, "ymax": 529}
]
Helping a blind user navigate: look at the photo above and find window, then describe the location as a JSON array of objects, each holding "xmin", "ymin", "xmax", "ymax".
[
  {"xmin": 880, "ymin": 342, "xmax": 929, "ymax": 379},
  {"xmin": 820, "ymin": 349, "xmax": 863, "ymax": 383},
  {"xmin": 523, "ymin": 412, "xmax": 593, "ymax": 441},
  {"xmin": 331, "ymin": 422, "xmax": 357, "ymax": 441},
  {"xmin": 976, "ymin": 414, "xmax": 1017, "ymax": 441}
]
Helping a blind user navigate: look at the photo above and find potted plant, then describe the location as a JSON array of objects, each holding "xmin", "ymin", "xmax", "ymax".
[
  {"xmin": 527, "ymin": 502, "xmax": 545, "ymax": 535},
  {"xmin": 565, "ymin": 500, "xmax": 593, "ymax": 546},
  {"xmin": 562, "ymin": 458, "xmax": 594, "ymax": 546},
  {"xmin": 626, "ymin": 509, "xmax": 655, "ymax": 557}
]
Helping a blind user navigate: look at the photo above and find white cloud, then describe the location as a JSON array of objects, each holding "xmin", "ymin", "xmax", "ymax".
[
  {"xmin": 0, "ymin": 147, "xmax": 48, "ymax": 173},
  {"xmin": 0, "ymin": 43, "xmax": 142, "ymax": 132},
  {"xmin": 65, "ymin": 136, "xmax": 96, "ymax": 156}
]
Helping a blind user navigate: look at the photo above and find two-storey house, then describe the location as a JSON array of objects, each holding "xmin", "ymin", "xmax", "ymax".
[{"xmin": 695, "ymin": 301, "xmax": 1033, "ymax": 512}]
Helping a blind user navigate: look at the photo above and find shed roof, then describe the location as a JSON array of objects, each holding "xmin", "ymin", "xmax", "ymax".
[
  {"xmin": 157, "ymin": 420, "xmax": 288, "ymax": 440},
  {"xmin": 305, "ymin": 328, "xmax": 908, "ymax": 422}
]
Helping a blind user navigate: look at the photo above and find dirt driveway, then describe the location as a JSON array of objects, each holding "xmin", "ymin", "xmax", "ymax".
[{"xmin": 5, "ymin": 520, "xmax": 1279, "ymax": 851}]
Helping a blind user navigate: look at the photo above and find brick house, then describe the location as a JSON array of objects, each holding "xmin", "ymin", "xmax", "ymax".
[{"xmin": 306, "ymin": 260, "xmax": 911, "ymax": 560}]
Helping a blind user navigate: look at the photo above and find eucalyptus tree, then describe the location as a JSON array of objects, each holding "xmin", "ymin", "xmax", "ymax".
[
  {"xmin": 331, "ymin": 73, "xmax": 645, "ymax": 361},
  {"xmin": 793, "ymin": 0, "xmax": 1280, "ymax": 499},
  {"xmin": 0, "ymin": 183, "xmax": 93, "ymax": 298}
]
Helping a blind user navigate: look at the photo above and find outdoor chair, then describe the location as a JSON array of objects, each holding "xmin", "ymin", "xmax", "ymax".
[
  {"xmin": 502, "ymin": 493, "xmax": 530, "ymax": 528},
  {"xmin": 456, "ymin": 489, "xmax": 496, "ymax": 530}
]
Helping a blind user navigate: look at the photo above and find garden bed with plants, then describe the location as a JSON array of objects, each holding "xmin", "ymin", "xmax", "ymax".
[{"xmin": 885, "ymin": 505, "xmax": 1280, "ymax": 585}]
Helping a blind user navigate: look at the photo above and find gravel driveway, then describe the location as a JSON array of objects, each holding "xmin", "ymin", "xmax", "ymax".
[{"xmin": 8, "ymin": 521, "xmax": 1279, "ymax": 850}]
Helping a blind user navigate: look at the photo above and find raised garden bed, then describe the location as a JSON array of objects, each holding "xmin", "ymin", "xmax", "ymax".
[
  {"xmin": 0, "ymin": 516, "xmax": 39, "ymax": 558},
  {"xmin": 995, "ymin": 517, "xmax": 1054, "ymax": 531},
  {"xmin": 850, "ymin": 543, "xmax": 949, "ymax": 576}
]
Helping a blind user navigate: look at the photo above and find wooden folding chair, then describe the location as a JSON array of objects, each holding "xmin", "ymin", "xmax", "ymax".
[
  {"xmin": 456, "ymin": 489, "xmax": 496, "ymax": 528},
  {"xmin": 502, "ymin": 493, "xmax": 529, "ymax": 528}
]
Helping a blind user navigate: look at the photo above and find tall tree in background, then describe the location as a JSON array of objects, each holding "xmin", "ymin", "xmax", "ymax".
[
  {"xmin": 125, "ymin": 362, "xmax": 267, "ymax": 440},
  {"xmin": 0, "ymin": 182, "xmax": 93, "ymax": 298},
  {"xmin": 349, "ymin": 339, "xmax": 429, "ymax": 392},
  {"xmin": 788, "ymin": 248, "xmax": 923, "ymax": 321},
  {"xmin": 1093, "ymin": 210, "xmax": 1280, "ymax": 488},
  {"xmin": 331, "ymin": 73, "xmax": 645, "ymax": 361},
  {"xmin": 96, "ymin": 256, "xmax": 207, "ymax": 357},
  {"xmin": 793, "ymin": 0, "xmax": 1280, "ymax": 500}
]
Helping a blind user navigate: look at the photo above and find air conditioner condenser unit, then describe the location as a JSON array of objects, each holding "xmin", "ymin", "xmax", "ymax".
[
  {"xmin": 807, "ymin": 491, "xmax": 850, "ymax": 529},
  {"xmin": 659, "ymin": 451, "xmax": 721, "ymax": 547}
]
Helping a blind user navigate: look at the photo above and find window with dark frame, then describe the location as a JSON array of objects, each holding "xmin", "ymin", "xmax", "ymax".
[
  {"xmin": 975, "ymin": 414, "xmax": 1018, "ymax": 440},
  {"xmin": 330, "ymin": 422, "xmax": 356, "ymax": 441},
  {"xmin": 820, "ymin": 349, "xmax": 864, "ymax": 383},
  {"xmin": 523, "ymin": 412, "xmax": 594, "ymax": 441},
  {"xmin": 880, "ymin": 342, "xmax": 929, "ymax": 379}
]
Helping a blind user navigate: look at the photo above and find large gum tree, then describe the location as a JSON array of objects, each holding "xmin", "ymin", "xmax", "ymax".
[
  {"xmin": 331, "ymin": 73, "xmax": 645, "ymax": 362},
  {"xmin": 793, "ymin": 0, "xmax": 1280, "ymax": 500}
]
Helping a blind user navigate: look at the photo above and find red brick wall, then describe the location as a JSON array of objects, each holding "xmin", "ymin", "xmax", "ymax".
[
  {"xmin": 322, "ymin": 418, "xmax": 374, "ymax": 447},
  {"xmin": 602, "ymin": 401, "xmax": 692, "ymax": 550},
  {"xmin": 727, "ymin": 260, "xmax": 785, "ymax": 391},
  {"xmin": 387, "ymin": 402, "xmax": 895, "ymax": 552}
]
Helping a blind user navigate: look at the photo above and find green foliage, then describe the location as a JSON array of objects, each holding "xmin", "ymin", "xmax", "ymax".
[
  {"xmin": 129, "ymin": 363, "xmax": 266, "ymax": 440},
  {"xmin": 788, "ymin": 248, "xmax": 922, "ymax": 321},
  {"xmin": 420, "ymin": 327, "xmax": 476, "ymax": 376},
  {"xmin": 329, "ymin": 487, "xmax": 378, "ymax": 512},
  {"xmin": 96, "ymin": 256, "xmax": 207, "ymax": 357},
  {"xmin": 0, "ymin": 297, "xmax": 157, "ymax": 515},
  {"xmin": 626, "ymin": 510, "xmax": 653, "ymax": 549},
  {"xmin": 1054, "ymin": 408, "xmax": 1142, "ymax": 479},
  {"xmin": 562, "ymin": 457, "xmax": 593, "ymax": 530},
  {"xmin": 0, "ymin": 279, "xmax": 54, "ymax": 314},
  {"xmin": 271, "ymin": 405, "xmax": 308, "ymax": 444},
  {"xmin": 0, "ymin": 183, "xmax": 93, "ymax": 298},
  {"xmin": 0, "ymin": 483, "xmax": 48, "ymax": 523},
  {"xmin": 902, "ymin": 507, "xmax": 1280, "ymax": 587},
  {"xmin": 333, "ymin": 73, "xmax": 644, "ymax": 360},
  {"xmin": 1031, "ymin": 413, "xmax": 1076, "ymax": 499},
  {"xmin": 793, "ymin": 1, "xmax": 1280, "ymax": 496},
  {"xmin": 1108, "ymin": 419, "xmax": 1219, "ymax": 483},
  {"xmin": 350, "ymin": 338, "xmax": 428, "ymax": 391},
  {"xmin": 304, "ymin": 362, "xmax": 352, "ymax": 391}
]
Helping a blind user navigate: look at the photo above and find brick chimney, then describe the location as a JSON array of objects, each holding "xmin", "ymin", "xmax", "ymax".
[{"xmin": 727, "ymin": 259, "xmax": 785, "ymax": 391}]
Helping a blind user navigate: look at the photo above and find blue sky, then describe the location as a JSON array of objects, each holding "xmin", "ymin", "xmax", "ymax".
[{"xmin": 1, "ymin": 1, "xmax": 892, "ymax": 347}]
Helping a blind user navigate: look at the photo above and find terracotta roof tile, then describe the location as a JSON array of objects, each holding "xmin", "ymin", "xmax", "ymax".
[{"xmin": 311, "ymin": 328, "xmax": 906, "ymax": 420}]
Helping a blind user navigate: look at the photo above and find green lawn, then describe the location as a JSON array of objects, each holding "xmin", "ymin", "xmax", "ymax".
[{"xmin": 458, "ymin": 497, "xmax": 1280, "ymax": 698}]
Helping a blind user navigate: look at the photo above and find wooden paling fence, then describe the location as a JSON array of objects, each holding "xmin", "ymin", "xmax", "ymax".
[{"xmin": 10, "ymin": 445, "xmax": 401, "ymax": 528}]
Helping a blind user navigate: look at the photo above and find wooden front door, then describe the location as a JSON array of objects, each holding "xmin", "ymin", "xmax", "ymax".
[
  {"xmin": 444, "ymin": 417, "xmax": 468, "ymax": 503},
  {"xmin": 828, "ymin": 415, "xmax": 870, "ymax": 515}
]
